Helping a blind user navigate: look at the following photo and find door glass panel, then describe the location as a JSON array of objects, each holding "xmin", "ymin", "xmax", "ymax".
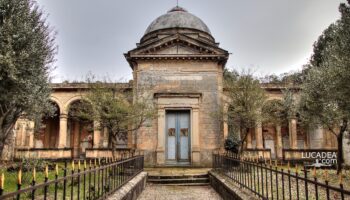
[
  {"xmin": 167, "ymin": 113, "xmax": 176, "ymax": 160},
  {"xmin": 178, "ymin": 112, "xmax": 189, "ymax": 160}
]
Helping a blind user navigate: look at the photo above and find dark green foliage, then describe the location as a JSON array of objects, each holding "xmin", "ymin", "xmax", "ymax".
[
  {"xmin": 0, "ymin": 0, "xmax": 56, "ymax": 158},
  {"xmin": 224, "ymin": 135, "xmax": 240, "ymax": 154},
  {"xmin": 300, "ymin": 1, "xmax": 350, "ymax": 173},
  {"xmin": 71, "ymin": 80, "xmax": 157, "ymax": 151},
  {"xmin": 223, "ymin": 69, "xmax": 267, "ymax": 150}
]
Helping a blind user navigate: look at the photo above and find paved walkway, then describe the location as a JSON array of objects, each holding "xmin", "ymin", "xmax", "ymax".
[{"xmin": 137, "ymin": 184, "xmax": 222, "ymax": 200}]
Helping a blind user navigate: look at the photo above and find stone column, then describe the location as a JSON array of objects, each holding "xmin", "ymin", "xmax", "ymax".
[
  {"xmin": 246, "ymin": 130, "xmax": 252, "ymax": 149},
  {"xmin": 127, "ymin": 130, "xmax": 134, "ymax": 149},
  {"xmin": 223, "ymin": 121, "xmax": 228, "ymax": 140},
  {"xmin": 192, "ymin": 107, "xmax": 200, "ymax": 166},
  {"xmin": 156, "ymin": 108, "xmax": 165, "ymax": 165},
  {"xmin": 309, "ymin": 126, "xmax": 324, "ymax": 148},
  {"xmin": 103, "ymin": 127, "xmax": 108, "ymax": 147},
  {"xmin": 93, "ymin": 121, "xmax": 101, "ymax": 148},
  {"xmin": 58, "ymin": 114, "xmax": 68, "ymax": 148},
  {"xmin": 255, "ymin": 121, "xmax": 263, "ymax": 149},
  {"xmin": 324, "ymin": 130, "xmax": 334, "ymax": 149},
  {"xmin": 276, "ymin": 124, "xmax": 283, "ymax": 159},
  {"xmin": 289, "ymin": 118, "xmax": 298, "ymax": 149},
  {"xmin": 27, "ymin": 120, "xmax": 35, "ymax": 148}
]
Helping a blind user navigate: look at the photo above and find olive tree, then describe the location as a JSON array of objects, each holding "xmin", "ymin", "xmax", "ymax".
[
  {"xmin": 70, "ymin": 80, "xmax": 156, "ymax": 156},
  {"xmin": 300, "ymin": 1, "xmax": 350, "ymax": 173},
  {"xmin": 223, "ymin": 69, "xmax": 267, "ymax": 153},
  {"xmin": 0, "ymin": 0, "xmax": 56, "ymax": 158}
]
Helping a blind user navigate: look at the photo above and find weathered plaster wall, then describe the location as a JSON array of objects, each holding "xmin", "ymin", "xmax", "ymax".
[{"xmin": 134, "ymin": 60, "xmax": 223, "ymax": 166}]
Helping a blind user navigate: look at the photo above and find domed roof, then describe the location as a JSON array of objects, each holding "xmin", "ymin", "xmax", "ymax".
[{"xmin": 144, "ymin": 6, "xmax": 211, "ymax": 35}]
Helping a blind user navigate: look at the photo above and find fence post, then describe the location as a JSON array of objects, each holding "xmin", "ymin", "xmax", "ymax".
[
  {"xmin": 0, "ymin": 173, "xmax": 4, "ymax": 196},
  {"xmin": 16, "ymin": 168, "xmax": 22, "ymax": 200},
  {"xmin": 88, "ymin": 160, "xmax": 92, "ymax": 200},
  {"xmin": 83, "ymin": 160, "xmax": 86, "ymax": 200},
  {"xmin": 63, "ymin": 161, "xmax": 67, "ymax": 200},
  {"xmin": 71, "ymin": 161, "xmax": 75, "ymax": 200},
  {"xmin": 313, "ymin": 167, "xmax": 319, "ymax": 200},
  {"xmin": 54, "ymin": 164, "xmax": 58, "ymax": 200},
  {"xmin": 304, "ymin": 166, "xmax": 309, "ymax": 200},
  {"xmin": 77, "ymin": 161, "xmax": 81, "ymax": 200},
  {"xmin": 31, "ymin": 168, "xmax": 36, "ymax": 200},
  {"xmin": 295, "ymin": 165, "xmax": 299, "ymax": 200},
  {"xmin": 324, "ymin": 170, "xmax": 330, "ymax": 200},
  {"xmin": 339, "ymin": 172, "xmax": 344, "ymax": 200},
  {"xmin": 94, "ymin": 159, "xmax": 97, "ymax": 200},
  {"xmin": 281, "ymin": 168, "xmax": 285, "ymax": 200},
  {"xmin": 44, "ymin": 165, "xmax": 49, "ymax": 200}
]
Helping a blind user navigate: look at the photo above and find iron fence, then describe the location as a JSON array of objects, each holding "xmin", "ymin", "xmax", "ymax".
[
  {"xmin": 213, "ymin": 153, "xmax": 350, "ymax": 200},
  {"xmin": 0, "ymin": 154, "xmax": 144, "ymax": 200}
]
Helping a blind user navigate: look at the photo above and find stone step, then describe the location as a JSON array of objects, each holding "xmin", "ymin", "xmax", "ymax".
[
  {"xmin": 148, "ymin": 174, "xmax": 208, "ymax": 179},
  {"xmin": 147, "ymin": 174, "xmax": 209, "ymax": 185},
  {"xmin": 150, "ymin": 182, "xmax": 210, "ymax": 186}
]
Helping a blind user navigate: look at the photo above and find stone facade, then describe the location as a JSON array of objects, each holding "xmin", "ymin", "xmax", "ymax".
[
  {"xmin": 130, "ymin": 60, "xmax": 225, "ymax": 166},
  {"xmin": 10, "ymin": 6, "xmax": 347, "ymax": 167}
]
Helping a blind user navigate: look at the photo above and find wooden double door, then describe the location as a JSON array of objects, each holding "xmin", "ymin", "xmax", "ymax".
[{"xmin": 166, "ymin": 110, "xmax": 190, "ymax": 164}]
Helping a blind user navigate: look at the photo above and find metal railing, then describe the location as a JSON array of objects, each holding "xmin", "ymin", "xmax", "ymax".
[
  {"xmin": 0, "ymin": 155, "xmax": 144, "ymax": 200},
  {"xmin": 213, "ymin": 153, "xmax": 350, "ymax": 200}
]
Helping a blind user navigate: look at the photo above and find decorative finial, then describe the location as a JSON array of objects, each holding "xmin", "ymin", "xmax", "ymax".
[{"xmin": 177, "ymin": 0, "xmax": 179, "ymax": 7}]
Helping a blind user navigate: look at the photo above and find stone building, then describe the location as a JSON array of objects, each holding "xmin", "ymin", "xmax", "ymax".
[{"xmin": 12, "ymin": 6, "xmax": 340, "ymax": 167}]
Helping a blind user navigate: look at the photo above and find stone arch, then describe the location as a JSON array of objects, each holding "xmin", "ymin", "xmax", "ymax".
[
  {"xmin": 63, "ymin": 95, "xmax": 84, "ymax": 115},
  {"xmin": 66, "ymin": 98, "xmax": 94, "ymax": 158},
  {"xmin": 50, "ymin": 96, "xmax": 64, "ymax": 115},
  {"xmin": 36, "ymin": 100, "xmax": 61, "ymax": 148}
]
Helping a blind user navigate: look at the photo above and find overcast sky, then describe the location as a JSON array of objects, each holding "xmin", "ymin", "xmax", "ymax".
[{"xmin": 35, "ymin": 0, "xmax": 346, "ymax": 82}]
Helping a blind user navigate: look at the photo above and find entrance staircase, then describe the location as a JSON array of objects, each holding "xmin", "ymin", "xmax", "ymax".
[{"xmin": 145, "ymin": 168, "xmax": 210, "ymax": 186}]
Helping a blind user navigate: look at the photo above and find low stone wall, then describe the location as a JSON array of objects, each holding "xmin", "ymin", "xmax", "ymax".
[
  {"xmin": 85, "ymin": 148, "xmax": 134, "ymax": 159},
  {"xmin": 107, "ymin": 172, "xmax": 147, "ymax": 200},
  {"xmin": 209, "ymin": 170, "xmax": 257, "ymax": 200},
  {"xmin": 243, "ymin": 148, "xmax": 271, "ymax": 160},
  {"xmin": 14, "ymin": 148, "xmax": 72, "ymax": 160},
  {"xmin": 344, "ymin": 135, "xmax": 350, "ymax": 166}
]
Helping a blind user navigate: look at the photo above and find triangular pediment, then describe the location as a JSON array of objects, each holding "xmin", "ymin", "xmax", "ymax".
[
  {"xmin": 128, "ymin": 34, "xmax": 228, "ymax": 56},
  {"xmin": 153, "ymin": 43, "xmax": 203, "ymax": 55}
]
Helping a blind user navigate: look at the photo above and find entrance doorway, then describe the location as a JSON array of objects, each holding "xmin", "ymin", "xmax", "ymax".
[{"xmin": 166, "ymin": 110, "xmax": 190, "ymax": 164}]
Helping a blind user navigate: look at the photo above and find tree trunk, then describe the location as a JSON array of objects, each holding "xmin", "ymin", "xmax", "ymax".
[
  {"xmin": 337, "ymin": 131, "xmax": 344, "ymax": 174},
  {"xmin": 239, "ymin": 128, "xmax": 250, "ymax": 157},
  {"xmin": 108, "ymin": 130, "xmax": 117, "ymax": 159},
  {"xmin": 0, "ymin": 123, "xmax": 15, "ymax": 160},
  {"xmin": 0, "ymin": 137, "xmax": 5, "ymax": 160},
  {"xmin": 336, "ymin": 119, "xmax": 348, "ymax": 174}
]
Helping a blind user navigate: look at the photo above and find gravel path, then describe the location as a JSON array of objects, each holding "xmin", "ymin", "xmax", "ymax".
[{"xmin": 137, "ymin": 184, "xmax": 222, "ymax": 200}]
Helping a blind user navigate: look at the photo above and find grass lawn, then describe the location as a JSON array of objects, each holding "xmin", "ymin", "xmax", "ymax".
[
  {"xmin": 0, "ymin": 161, "xmax": 129, "ymax": 199},
  {"xmin": 217, "ymin": 163, "xmax": 350, "ymax": 200}
]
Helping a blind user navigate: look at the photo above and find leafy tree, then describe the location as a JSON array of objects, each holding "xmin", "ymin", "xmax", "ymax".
[
  {"xmin": 223, "ymin": 69, "xmax": 267, "ymax": 152},
  {"xmin": 71, "ymin": 80, "xmax": 156, "ymax": 155},
  {"xmin": 262, "ymin": 99, "xmax": 285, "ymax": 126},
  {"xmin": 262, "ymin": 89, "xmax": 298, "ymax": 126},
  {"xmin": 260, "ymin": 71, "xmax": 304, "ymax": 85},
  {"xmin": 300, "ymin": 1, "xmax": 350, "ymax": 173},
  {"xmin": 0, "ymin": 0, "xmax": 56, "ymax": 158}
]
